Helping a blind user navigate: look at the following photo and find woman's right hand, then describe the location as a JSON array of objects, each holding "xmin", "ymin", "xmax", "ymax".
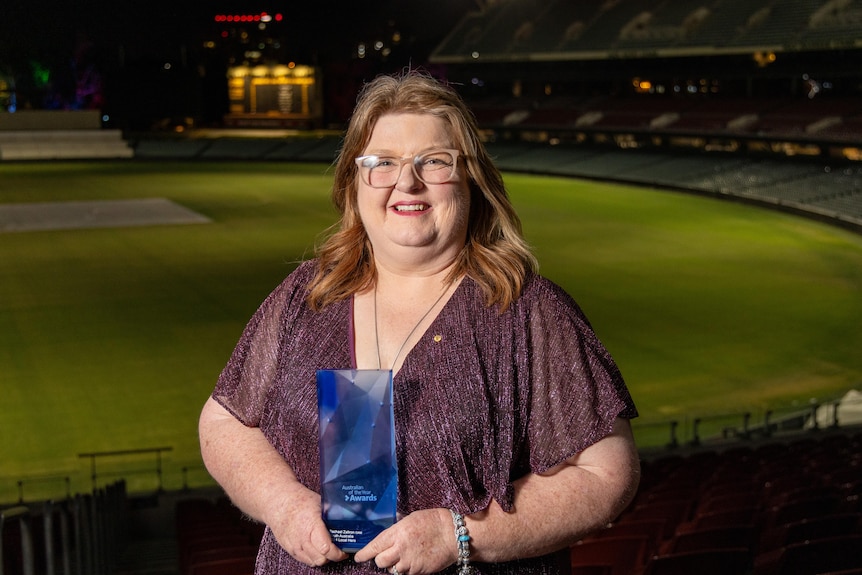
[
  {"xmin": 263, "ymin": 482, "xmax": 349, "ymax": 567},
  {"xmin": 199, "ymin": 397, "xmax": 348, "ymax": 567}
]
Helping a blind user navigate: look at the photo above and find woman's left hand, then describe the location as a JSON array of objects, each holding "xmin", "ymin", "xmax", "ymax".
[{"xmin": 353, "ymin": 508, "xmax": 457, "ymax": 575}]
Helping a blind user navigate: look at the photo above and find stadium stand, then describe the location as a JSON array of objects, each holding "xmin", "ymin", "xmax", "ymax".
[
  {"xmin": 0, "ymin": 110, "xmax": 133, "ymax": 160},
  {"xmin": 428, "ymin": 0, "xmax": 862, "ymax": 202},
  {"xmin": 0, "ymin": 129, "xmax": 133, "ymax": 161},
  {"xmin": 430, "ymin": 0, "xmax": 862, "ymax": 61},
  {"xmin": 471, "ymin": 140, "xmax": 862, "ymax": 230},
  {"xmin": 465, "ymin": 94, "xmax": 862, "ymax": 145},
  {"xmin": 4, "ymin": 426, "xmax": 859, "ymax": 575},
  {"xmin": 130, "ymin": 134, "xmax": 341, "ymax": 164},
  {"xmin": 570, "ymin": 428, "xmax": 862, "ymax": 574},
  {"xmin": 63, "ymin": 427, "xmax": 860, "ymax": 575}
]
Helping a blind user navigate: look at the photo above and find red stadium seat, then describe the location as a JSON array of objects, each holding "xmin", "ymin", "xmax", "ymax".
[
  {"xmin": 754, "ymin": 534, "xmax": 862, "ymax": 575},
  {"xmin": 642, "ymin": 548, "xmax": 751, "ymax": 575},
  {"xmin": 666, "ymin": 525, "xmax": 755, "ymax": 554},
  {"xmin": 570, "ymin": 535, "xmax": 651, "ymax": 575}
]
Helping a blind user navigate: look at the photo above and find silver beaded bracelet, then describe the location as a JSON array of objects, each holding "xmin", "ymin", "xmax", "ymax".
[{"xmin": 450, "ymin": 510, "xmax": 472, "ymax": 574}]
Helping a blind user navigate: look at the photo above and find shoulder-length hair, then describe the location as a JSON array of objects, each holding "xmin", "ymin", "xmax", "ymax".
[{"xmin": 306, "ymin": 70, "xmax": 538, "ymax": 311}]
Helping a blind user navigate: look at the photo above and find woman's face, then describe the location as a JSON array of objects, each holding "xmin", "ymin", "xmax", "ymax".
[{"xmin": 356, "ymin": 113, "xmax": 470, "ymax": 270}]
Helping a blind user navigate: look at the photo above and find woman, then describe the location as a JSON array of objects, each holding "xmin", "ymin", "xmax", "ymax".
[{"xmin": 199, "ymin": 71, "xmax": 640, "ymax": 575}]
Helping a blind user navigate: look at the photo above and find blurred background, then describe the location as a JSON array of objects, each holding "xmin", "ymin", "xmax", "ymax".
[{"xmin": 1, "ymin": 0, "xmax": 859, "ymax": 146}]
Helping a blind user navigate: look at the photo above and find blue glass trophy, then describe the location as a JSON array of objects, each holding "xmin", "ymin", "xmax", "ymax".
[{"xmin": 317, "ymin": 369, "xmax": 398, "ymax": 552}]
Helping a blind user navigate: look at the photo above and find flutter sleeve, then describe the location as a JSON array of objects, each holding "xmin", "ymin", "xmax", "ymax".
[
  {"xmin": 517, "ymin": 276, "xmax": 637, "ymax": 475},
  {"xmin": 212, "ymin": 261, "xmax": 316, "ymax": 427}
]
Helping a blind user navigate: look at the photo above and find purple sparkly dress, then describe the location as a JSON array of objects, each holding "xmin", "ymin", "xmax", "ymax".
[{"xmin": 213, "ymin": 260, "xmax": 637, "ymax": 575}]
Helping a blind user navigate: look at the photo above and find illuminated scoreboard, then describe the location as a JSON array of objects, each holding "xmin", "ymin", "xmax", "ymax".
[{"xmin": 225, "ymin": 63, "xmax": 322, "ymax": 128}]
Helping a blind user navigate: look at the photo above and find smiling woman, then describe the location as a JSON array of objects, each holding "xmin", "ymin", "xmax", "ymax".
[{"xmin": 198, "ymin": 71, "xmax": 640, "ymax": 575}]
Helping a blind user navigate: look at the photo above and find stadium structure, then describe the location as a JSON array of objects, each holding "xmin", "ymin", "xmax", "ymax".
[
  {"xmin": 420, "ymin": 0, "xmax": 862, "ymax": 231},
  {"xmin": 2, "ymin": 1, "xmax": 861, "ymax": 574}
]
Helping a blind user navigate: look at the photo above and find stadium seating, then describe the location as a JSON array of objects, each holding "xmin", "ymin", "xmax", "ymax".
[
  {"xmin": 466, "ymin": 91, "xmax": 862, "ymax": 151},
  {"xmin": 176, "ymin": 497, "xmax": 263, "ymax": 575},
  {"xmin": 4, "ymin": 429, "xmax": 859, "ymax": 575},
  {"xmin": 0, "ymin": 129, "xmax": 133, "ymax": 160},
  {"xmin": 642, "ymin": 548, "xmax": 752, "ymax": 575},
  {"xmin": 431, "ymin": 0, "xmax": 861, "ymax": 60},
  {"xmin": 480, "ymin": 141, "xmax": 862, "ymax": 228},
  {"xmin": 164, "ymin": 428, "xmax": 862, "ymax": 575},
  {"xmin": 131, "ymin": 134, "xmax": 341, "ymax": 163},
  {"xmin": 571, "ymin": 428, "xmax": 862, "ymax": 574},
  {"xmin": 570, "ymin": 535, "xmax": 652, "ymax": 575}
]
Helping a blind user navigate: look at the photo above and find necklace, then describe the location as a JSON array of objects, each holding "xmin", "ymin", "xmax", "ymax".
[{"xmin": 374, "ymin": 281, "xmax": 450, "ymax": 371}]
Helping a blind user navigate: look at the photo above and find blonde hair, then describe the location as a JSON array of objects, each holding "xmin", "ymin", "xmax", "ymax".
[{"xmin": 307, "ymin": 71, "xmax": 538, "ymax": 311}]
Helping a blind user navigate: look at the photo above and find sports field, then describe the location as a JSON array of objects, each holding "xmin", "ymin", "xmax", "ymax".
[{"xmin": 1, "ymin": 160, "xmax": 861, "ymax": 504}]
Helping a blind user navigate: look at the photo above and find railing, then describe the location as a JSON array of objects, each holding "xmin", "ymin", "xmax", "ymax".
[
  {"xmin": 0, "ymin": 481, "xmax": 126, "ymax": 575},
  {"xmin": 633, "ymin": 398, "xmax": 844, "ymax": 452},
  {"xmin": 16, "ymin": 476, "xmax": 71, "ymax": 506},
  {"xmin": 78, "ymin": 447, "xmax": 173, "ymax": 492},
  {"xmin": 7, "ymin": 448, "xmax": 216, "ymax": 509}
]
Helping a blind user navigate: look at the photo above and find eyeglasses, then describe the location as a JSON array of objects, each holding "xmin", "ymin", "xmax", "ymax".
[{"xmin": 355, "ymin": 149, "xmax": 460, "ymax": 188}]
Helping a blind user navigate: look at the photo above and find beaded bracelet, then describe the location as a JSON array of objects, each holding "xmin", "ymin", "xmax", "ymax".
[{"xmin": 450, "ymin": 510, "xmax": 472, "ymax": 575}]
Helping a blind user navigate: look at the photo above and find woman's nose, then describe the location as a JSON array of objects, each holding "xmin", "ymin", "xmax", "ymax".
[{"xmin": 394, "ymin": 159, "xmax": 421, "ymax": 191}]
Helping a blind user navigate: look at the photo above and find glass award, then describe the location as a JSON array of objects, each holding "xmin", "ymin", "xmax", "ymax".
[{"xmin": 317, "ymin": 369, "xmax": 397, "ymax": 552}]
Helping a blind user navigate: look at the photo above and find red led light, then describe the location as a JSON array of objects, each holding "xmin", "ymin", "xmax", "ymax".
[{"xmin": 214, "ymin": 12, "xmax": 281, "ymax": 23}]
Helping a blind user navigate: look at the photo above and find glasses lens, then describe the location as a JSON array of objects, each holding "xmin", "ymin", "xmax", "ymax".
[
  {"xmin": 357, "ymin": 150, "xmax": 457, "ymax": 188},
  {"xmin": 415, "ymin": 150, "xmax": 456, "ymax": 184},
  {"xmin": 357, "ymin": 156, "xmax": 395, "ymax": 188}
]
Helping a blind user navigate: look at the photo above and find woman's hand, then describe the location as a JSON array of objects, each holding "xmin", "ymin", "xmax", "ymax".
[
  {"xmin": 199, "ymin": 397, "xmax": 348, "ymax": 567},
  {"xmin": 263, "ymin": 483, "xmax": 349, "ymax": 567},
  {"xmin": 353, "ymin": 508, "xmax": 456, "ymax": 575}
]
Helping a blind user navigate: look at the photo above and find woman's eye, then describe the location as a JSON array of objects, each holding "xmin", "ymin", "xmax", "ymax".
[{"xmin": 421, "ymin": 154, "xmax": 452, "ymax": 168}]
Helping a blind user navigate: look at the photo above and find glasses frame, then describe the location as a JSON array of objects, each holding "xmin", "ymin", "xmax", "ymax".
[{"xmin": 354, "ymin": 149, "xmax": 461, "ymax": 188}]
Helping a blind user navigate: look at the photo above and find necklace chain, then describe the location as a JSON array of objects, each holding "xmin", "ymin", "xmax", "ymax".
[{"xmin": 374, "ymin": 282, "xmax": 450, "ymax": 371}]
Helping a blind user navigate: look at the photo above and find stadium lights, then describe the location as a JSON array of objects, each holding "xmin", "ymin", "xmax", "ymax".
[
  {"xmin": 633, "ymin": 78, "xmax": 652, "ymax": 93},
  {"xmin": 753, "ymin": 51, "xmax": 777, "ymax": 68},
  {"xmin": 228, "ymin": 63, "xmax": 315, "ymax": 79}
]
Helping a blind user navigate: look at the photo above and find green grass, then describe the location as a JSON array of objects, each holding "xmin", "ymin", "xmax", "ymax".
[{"xmin": 1, "ymin": 161, "xmax": 861, "ymax": 503}]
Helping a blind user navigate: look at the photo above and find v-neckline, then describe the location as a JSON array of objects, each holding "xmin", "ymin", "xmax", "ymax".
[{"xmin": 350, "ymin": 277, "xmax": 465, "ymax": 378}]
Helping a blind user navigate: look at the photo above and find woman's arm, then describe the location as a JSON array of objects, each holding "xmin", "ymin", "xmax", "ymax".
[
  {"xmin": 198, "ymin": 397, "xmax": 349, "ymax": 566},
  {"xmin": 354, "ymin": 418, "xmax": 640, "ymax": 573},
  {"xmin": 470, "ymin": 417, "xmax": 640, "ymax": 561}
]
